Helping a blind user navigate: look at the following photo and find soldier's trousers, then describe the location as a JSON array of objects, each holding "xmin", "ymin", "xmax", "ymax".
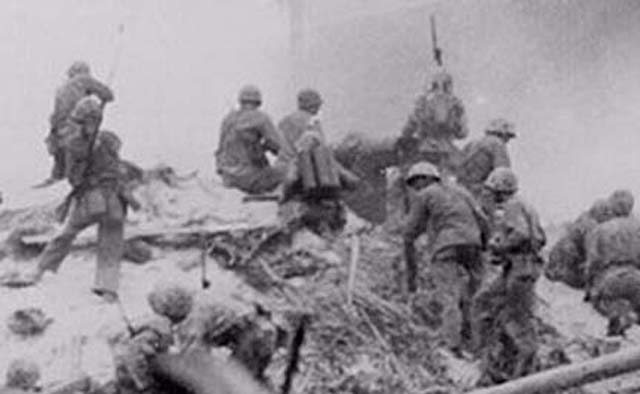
[
  {"xmin": 38, "ymin": 187, "xmax": 125, "ymax": 294},
  {"xmin": 410, "ymin": 245, "xmax": 483, "ymax": 350},
  {"xmin": 222, "ymin": 165, "xmax": 285, "ymax": 195}
]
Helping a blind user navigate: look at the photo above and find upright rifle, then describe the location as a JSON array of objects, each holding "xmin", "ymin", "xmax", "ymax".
[{"xmin": 430, "ymin": 14, "xmax": 443, "ymax": 67}]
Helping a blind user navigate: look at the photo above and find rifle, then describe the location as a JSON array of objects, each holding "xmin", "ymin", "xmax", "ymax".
[
  {"xmin": 404, "ymin": 239, "xmax": 418, "ymax": 293},
  {"xmin": 430, "ymin": 14, "xmax": 443, "ymax": 67}
]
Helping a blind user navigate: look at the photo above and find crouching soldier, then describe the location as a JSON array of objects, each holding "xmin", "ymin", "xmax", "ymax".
[
  {"xmin": 215, "ymin": 85, "xmax": 286, "ymax": 195},
  {"xmin": 583, "ymin": 216, "xmax": 640, "ymax": 336},
  {"xmin": 279, "ymin": 117, "xmax": 359, "ymax": 236},
  {"xmin": 471, "ymin": 167, "xmax": 546, "ymax": 386},
  {"xmin": 403, "ymin": 162, "xmax": 489, "ymax": 354},
  {"xmin": 18, "ymin": 97, "xmax": 139, "ymax": 300},
  {"xmin": 179, "ymin": 295, "xmax": 288, "ymax": 385},
  {"xmin": 112, "ymin": 319, "xmax": 175, "ymax": 394}
]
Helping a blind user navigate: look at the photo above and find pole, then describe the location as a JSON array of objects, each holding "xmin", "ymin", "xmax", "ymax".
[{"xmin": 466, "ymin": 345, "xmax": 640, "ymax": 394}]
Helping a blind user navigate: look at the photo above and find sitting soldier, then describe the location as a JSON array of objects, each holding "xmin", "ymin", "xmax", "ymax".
[{"xmin": 279, "ymin": 120, "xmax": 359, "ymax": 236}]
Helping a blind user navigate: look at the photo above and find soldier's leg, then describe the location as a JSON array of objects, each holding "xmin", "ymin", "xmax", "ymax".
[
  {"xmin": 245, "ymin": 166, "xmax": 285, "ymax": 195},
  {"xmin": 93, "ymin": 216, "xmax": 125, "ymax": 295},
  {"xmin": 412, "ymin": 255, "xmax": 465, "ymax": 350},
  {"xmin": 459, "ymin": 246, "xmax": 485, "ymax": 349},
  {"xmin": 37, "ymin": 203, "xmax": 94, "ymax": 275}
]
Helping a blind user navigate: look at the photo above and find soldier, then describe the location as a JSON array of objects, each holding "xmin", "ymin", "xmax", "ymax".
[
  {"xmin": 1, "ymin": 359, "xmax": 40, "ymax": 394},
  {"xmin": 179, "ymin": 297, "xmax": 287, "ymax": 385},
  {"xmin": 457, "ymin": 118, "xmax": 515, "ymax": 197},
  {"xmin": 545, "ymin": 198, "xmax": 616, "ymax": 289},
  {"xmin": 398, "ymin": 70, "xmax": 468, "ymax": 175},
  {"xmin": 18, "ymin": 97, "xmax": 137, "ymax": 301},
  {"xmin": 37, "ymin": 61, "xmax": 114, "ymax": 188},
  {"xmin": 215, "ymin": 85, "xmax": 286, "ymax": 195},
  {"xmin": 278, "ymin": 88, "xmax": 323, "ymax": 157},
  {"xmin": 403, "ymin": 161, "xmax": 489, "ymax": 353},
  {"xmin": 471, "ymin": 167, "xmax": 545, "ymax": 385},
  {"xmin": 280, "ymin": 131, "xmax": 358, "ymax": 235},
  {"xmin": 608, "ymin": 189, "xmax": 634, "ymax": 218}
]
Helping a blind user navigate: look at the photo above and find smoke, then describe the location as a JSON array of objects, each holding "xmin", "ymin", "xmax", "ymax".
[
  {"xmin": 0, "ymin": 0, "xmax": 290, "ymax": 195},
  {"xmin": 0, "ymin": 0, "xmax": 638, "ymax": 222},
  {"xmin": 297, "ymin": 0, "xmax": 640, "ymax": 221}
]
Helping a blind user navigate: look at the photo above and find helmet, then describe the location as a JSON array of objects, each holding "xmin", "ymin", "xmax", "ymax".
[
  {"xmin": 485, "ymin": 167, "xmax": 518, "ymax": 193},
  {"xmin": 6, "ymin": 358, "xmax": 40, "ymax": 390},
  {"xmin": 147, "ymin": 282, "xmax": 194, "ymax": 324},
  {"xmin": 67, "ymin": 61, "xmax": 91, "ymax": 78},
  {"xmin": 71, "ymin": 96, "xmax": 103, "ymax": 122},
  {"xmin": 99, "ymin": 130, "xmax": 122, "ymax": 153},
  {"xmin": 405, "ymin": 161, "xmax": 441, "ymax": 183},
  {"xmin": 430, "ymin": 70, "xmax": 453, "ymax": 93},
  {"xmin": 588, "ymin": 198, "xmax": 613, "ymax": 223},
  {"xmin": 238, "ymin": 85, "xmax": 262, "ymax": 104},
  {"xmin": 486, "ymin": 118, "xmax": 516, "ymax": 138},
  {"xmin": 609, "ymin": 189, "xmax": 634, "ymax": 217},
  {"xmin": 297, "ymin": 89, "xmax": 323, "ymax": 112}
]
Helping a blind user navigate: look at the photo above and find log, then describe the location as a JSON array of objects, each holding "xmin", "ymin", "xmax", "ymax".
[{"xmin": 465, "ymin": 346, "xmax": 640, "ymax": 394}]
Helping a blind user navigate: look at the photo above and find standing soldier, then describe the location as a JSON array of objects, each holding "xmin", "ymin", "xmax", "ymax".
[
  {"xmin": 398, "ymin": 70, "xmax": 468, "ymax": 176},
  {"xmin": 19, "ymin": 97, "xmax": 135, "ymax": 301},
  {"xmin": 457, "ymin": 118, "xmax": 515, "ymax": 198},
  {"xmin": 471, "ymin": 167, "xmax": 546, "ymax": 385},
  {"xmin": 215, "ymin": 85, "xmax": 286, "ymax": 195},
  {"xmin": 403, "ymin": 161, "xmax": 488, "ymax": 354},
  {"xmin": 37, "ymin": 61, "xmax": 114, "ymax": 188}
]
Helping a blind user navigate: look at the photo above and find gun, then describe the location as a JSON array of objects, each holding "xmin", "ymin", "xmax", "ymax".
[
  {"xmin": 403, "ymin": 239, "xmax": 418, "ymax": 293},
  {"xmin": 430, "ymin": 14, "xmax": 443, "ymax": 67}
]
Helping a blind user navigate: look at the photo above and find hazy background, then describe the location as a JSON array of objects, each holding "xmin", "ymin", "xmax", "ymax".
[{"xmin": 0, "ymin": 0, "xmax": 638, "ymax": 222}]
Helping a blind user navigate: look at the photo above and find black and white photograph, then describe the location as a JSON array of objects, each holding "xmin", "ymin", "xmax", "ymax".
[{"xmin": 0, "ymin": 0, "xmax": 639, "ymax": 393}]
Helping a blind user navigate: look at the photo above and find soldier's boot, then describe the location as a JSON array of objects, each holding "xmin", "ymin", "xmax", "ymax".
[{"xmin": 92, "ymin": 218, "xmax": 124, "ymax": 301}]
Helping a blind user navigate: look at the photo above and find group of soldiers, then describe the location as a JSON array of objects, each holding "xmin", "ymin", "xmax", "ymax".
[
  {"xmin": 1, "ymin": 58, "xmax": 634, "ymax": 392},
  {"xmin": 212, "ymin": 66, "xmax": 545, "ymax": 385}
]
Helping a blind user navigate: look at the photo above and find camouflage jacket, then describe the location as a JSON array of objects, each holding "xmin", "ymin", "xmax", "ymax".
[{"xmin": 49, "ymin": 75, "xmax": 114, "ymax": 131}]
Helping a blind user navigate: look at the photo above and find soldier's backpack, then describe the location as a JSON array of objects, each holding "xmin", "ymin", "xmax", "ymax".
[{"xmin": 295, "ymin": 130, "xmax": 341, "ymax": 199}]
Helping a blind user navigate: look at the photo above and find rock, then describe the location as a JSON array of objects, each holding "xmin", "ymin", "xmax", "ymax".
[
  {"xmin": 6, "ymin": 308, "xmax": 53, "ymax": 337},
  {"xmin": 123, "ymin": 240, "xmax": 153, "ymax": 264}
]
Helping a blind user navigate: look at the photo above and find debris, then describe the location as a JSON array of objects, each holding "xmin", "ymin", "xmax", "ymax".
[
  {"xmin": 123, "ymin": 240, "xmax": 152, "ymax": 264},
  {"xmin": 6, "ymin": 308, "xmax": 53, "ymax": 337}
]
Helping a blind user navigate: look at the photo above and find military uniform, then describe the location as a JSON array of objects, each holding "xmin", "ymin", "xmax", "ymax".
[
  {"xmin": 215, "ymin": 107, "xmax": 285, "ymax": 195},
  {"xmin": 404, "ymin": 180, "xmax": 488, "ymax": 350},
  {"xmin": 458, "ymin": 135, "xmax": 510, "ymax": 197},
  {"xmin": 179, "ymin": 299, "xmax": 283, "ymax": 384},
  {"xmin": 545, "ymin": 199, "xmax": 615, "ymax": 289},
  {"xmin": 471, "ymin": 169, "xmax": 545, "ymax": 385},
  {"xmin": 47, "ymin": 62, "xmax": 114, "ymax": 180},
  {"xmin": 34, "ymin": 98, "xmax": 129, "ymax": 296},
  {"xmin": 400, "ymin": 72, "xmax": 467, "ymax": 175}
]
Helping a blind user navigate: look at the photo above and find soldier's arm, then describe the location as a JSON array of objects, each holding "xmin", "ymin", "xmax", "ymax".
[
  {"xmin": 492, "ymin": 140, "xmax": 512, "ymax": 168},
  {"xmin": 83, "ymin": 76, "xmax": 115, "ymax": 103},
  {"xmin": 403, "ymin": 194, "xmax": 429, "ymax": 292},
  {"xmin": 260, "ymin": 117, "xmax": 283, "ymax": 155},
  {"xmin": 401, "ymin": 98, "xmax": 423, "ymax": 139},
  {"xmin": 451, "ymin": 99, "xmax": 469, "ymax": 139}
]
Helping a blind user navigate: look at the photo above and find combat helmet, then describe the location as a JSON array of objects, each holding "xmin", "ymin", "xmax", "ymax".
[
  {"xmin": 67, "ymin": 61, "xmax": 91, "ymax": 78},
  {"xmin": 71, "ymin": 96, "xmax": 103, "ymax": 123},
  {"xmin": 485, "ymin": 167, "xmax": 518, "ymax": 194},
  {"xmin": 405, "ymin": 161, "xmax": 441, "ymax": 183},
  {"xmin": 238, "ymin": 85, "xmax": 262, "ymax": 105},
  {"xmin": 486, "ymin": 118, "xmax": 516, "ymax": 139}
]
